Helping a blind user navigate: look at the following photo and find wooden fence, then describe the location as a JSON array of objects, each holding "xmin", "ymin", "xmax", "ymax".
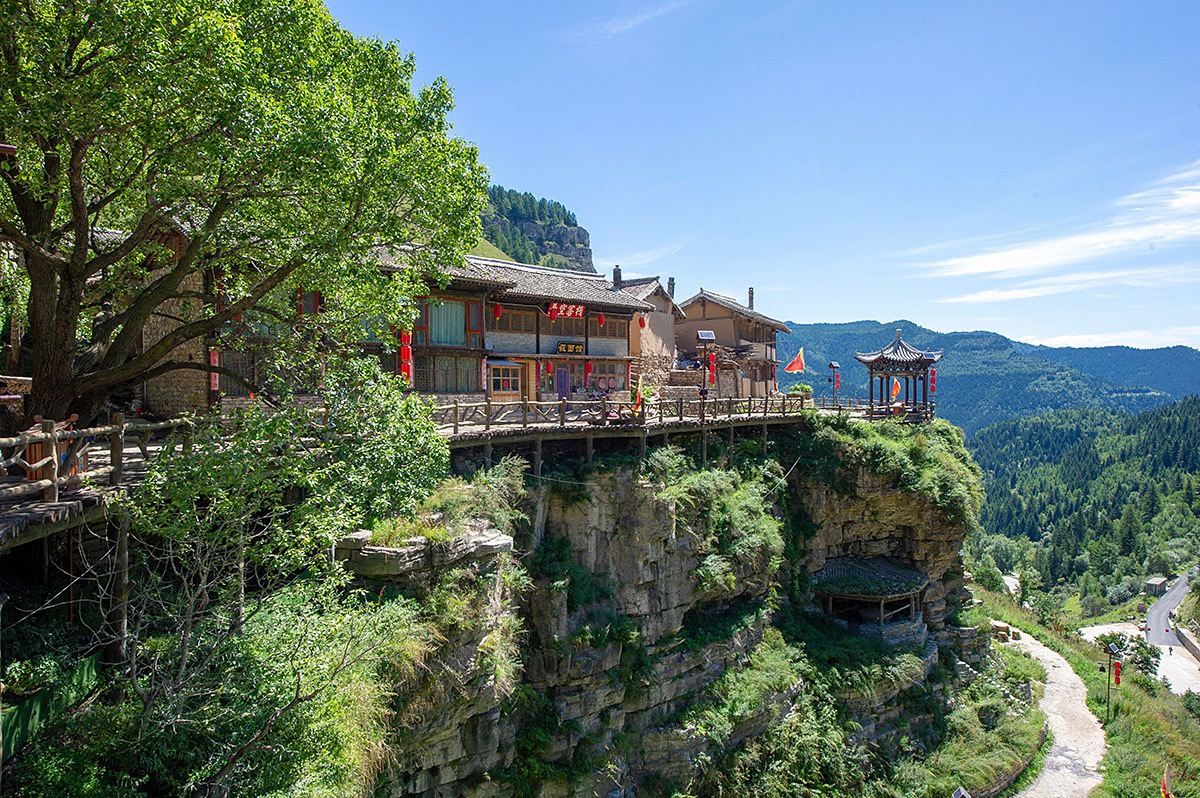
[
  {"xmin": 0, "ymin": 414, "xmax": 192, "ymax": 503},
  {"xmin": 432, "ymin": 394, "xmax": 813, "ymax": 434}
]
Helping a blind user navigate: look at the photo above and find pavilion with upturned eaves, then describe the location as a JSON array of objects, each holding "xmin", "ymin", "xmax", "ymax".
[{"xmin": 854, "ymin": 329, "xmax": 942, "ymax": 421}]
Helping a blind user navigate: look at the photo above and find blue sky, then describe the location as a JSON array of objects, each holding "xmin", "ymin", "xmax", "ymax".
[{"xmin": 326, "ymin": 1, "xmax": 1200, "ymax": 349}]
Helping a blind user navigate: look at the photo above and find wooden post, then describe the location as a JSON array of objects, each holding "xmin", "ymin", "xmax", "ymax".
[
  {"xmin": 484, "ymin": 440, "xmax": 493, "ymax": 467},
  {"xmin": 586, "ymin": 435, "xmax": 594, "ymax": 463},
  {"xmin": 658, "ymin": 396, "xmax": 663, "ymax": 425},
  {"xmin": 677, "ymin": 396, "xmax": 683, "ymax": 421},
  {"xmin": 639, "ymin": 430, "xmax": 647, "ymax": 461},
  {"xmin": 762, "ymin": 423, "xmax": 768, "ymax": 455},
  {"xmin": 534, "ymin": 438, "xmax": 543, "ymax": 476},
  {"xmin": 104, "ymin": 513, "xmax": 131, "ymax": 677},
  {"xmin": 522, "ymin": 398, "xmax": 529, "ymax": 429},
  {"xmin": 601, "ymin": 396, "xmax": 608, "ymax": 427},
  {"xmin": 454, "ymin": 398, "xmax": 460, "ymax": 434},
  {"xmin": 485, "ymin": 397, "xmax": 492, "ymax": 431},
  {"xmin": 41, "ymin": 418, "xmax": 59, "ymax": 502},
  {"xmin": 879, "ymin": 598, "xmax": 885, "ymax": 628},
  {"xmin": 110, "ymin": 412, "xmax": 125, "ymax": 486},
  {"xmin": 701, "ymin": 428, "xmax": 708, "ymax": 465},
  {"xmin": 559, "ymin": 398, "xmax": 567, "ymax": 427},
  {"xmin": 181, "ymin": 423, "xmax": 193, "ymax": 455}
]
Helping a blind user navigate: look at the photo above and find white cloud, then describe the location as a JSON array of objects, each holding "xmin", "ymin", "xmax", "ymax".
[
  {"xmin": 919, "ymin": 161, "xmax": 1200, "ymax": 279},
  {"xmin": 1016, "ymin": 326, "xmax": 1200, "ymax": 349},
  {"xmin": 586, "ymin": 1, "xmax": 690, "ymax": 37},
  {"xmin": 940, "ymin": 265, "xmax": 1200, "ymax": 304},
  {"xmin": 595, "ymin": 241, "xmax": 685, "ymax": 269}
]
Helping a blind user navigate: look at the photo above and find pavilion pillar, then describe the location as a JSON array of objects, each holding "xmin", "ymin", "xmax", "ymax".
[{"xmin": 879, "ymin": 598, "xmax": 885, "ymax": 628}]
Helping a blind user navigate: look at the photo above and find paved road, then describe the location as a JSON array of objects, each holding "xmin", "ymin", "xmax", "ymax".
[
  {"xmin": 1147, "ymin": 568, "xmax": 1195, "ymax": 645},
  {"xmin": 1009, "ymin": 633, "xmax": 1106, "ymax": 798},
  {"xmin": 1079, "ymin": 621, "xmax": 1200, "ymax": 695}
]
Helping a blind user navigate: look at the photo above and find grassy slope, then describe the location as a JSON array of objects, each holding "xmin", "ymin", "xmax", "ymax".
[{"xmin": 977, "ymin": 587, "xmax": 1200, "ymax": 797}]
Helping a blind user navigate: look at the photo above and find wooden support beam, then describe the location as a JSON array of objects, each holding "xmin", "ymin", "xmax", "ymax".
[
  {"xmin": 483, "ymin": 441, "xmax": 493, "ymax": 466},
  {"xmin": 639, "ymin": 431, "xmax": 647, "ymax": 461},
  {"xmin": 762, "ymin": 423, "xmax": 768, "ymax": 454},
  {"xmin": 701, "ymin": 429, "xmax": 708, "ymax": 465},
  {"xmin": 534, "ymin": 438, "xmax": 543, "ymax": 476}
]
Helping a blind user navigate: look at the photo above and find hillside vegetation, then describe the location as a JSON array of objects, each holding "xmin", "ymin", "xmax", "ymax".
[
  {"xmin": 777, "ymin": 320, "xmax": 1184, "ymax": 434},
  {"xmin": 967, "ymin": 397, "xmax": 1200, "ymax": 619},
  {"xmin": 481, "ymin": 185, "xmax": 594, "ymax": 272}
]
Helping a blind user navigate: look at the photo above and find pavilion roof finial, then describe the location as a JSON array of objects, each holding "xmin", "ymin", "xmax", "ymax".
[{"xmin": 895, "ymin": 328, "xmax": 903, "ymax": 341}]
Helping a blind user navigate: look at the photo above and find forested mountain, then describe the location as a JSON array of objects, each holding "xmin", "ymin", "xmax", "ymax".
[
  {"xmin": 1012, "ymin": 342, "xmax": 1200, "ymax": 400},
  {"xmin": 481, "ymin": 185, "xmax": 595, "ymax": 272},
  {"xmin": 968, "ymin": 398, "xmax": 1200, "ymax": 616},
  {"xmin": 777, "ymin": 320, "xmax": 1179, "ymax": 434}
]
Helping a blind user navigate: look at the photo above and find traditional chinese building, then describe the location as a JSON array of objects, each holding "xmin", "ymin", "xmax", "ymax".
[
  {"xmin": 674, "ymin": 288, "xmax": 788, "ymax": 398},
  {"xmin": 854, "ymin": 329, "xmax": 941, "ymax": 420}
]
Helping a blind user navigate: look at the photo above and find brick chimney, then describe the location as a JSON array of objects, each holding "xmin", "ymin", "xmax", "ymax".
[
  {"xmin": 667, "ymin": 277, "xmax": 675, "ymax": 298},
  {"xmin": 748, "ymin": 287, "xmax": 755, "ymax": 310},
  {"xmin": 613, "ymin": 265, "xmax": 623, "ymax": 290}
]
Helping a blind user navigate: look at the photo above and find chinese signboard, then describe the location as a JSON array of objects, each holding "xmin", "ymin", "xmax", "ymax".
[
  {"xmin": 556, "ymin": 342, "xmax": 584, "ymax": 355},
  {"xmin": 548, "ymin": 302, "xmax": 586, "ymax": 318}
]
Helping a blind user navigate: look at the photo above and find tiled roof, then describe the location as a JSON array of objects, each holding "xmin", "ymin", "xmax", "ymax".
[
  {"xmin": 854, "ymin": 329, "xmax": 942, "ymax": 368},
  {"xmin": 678, "ymin": 289, "xmax": 789, "ymax": 332},
  {"xmin": 459, "ymin": 256, "xmax": 652, "ymax": 313},
  {"xmin": 619, "ymin": 276, "xmax": 685, "ymax": 318},
  {"xmin": 812, "ymin": 557, "xmax": 929, "ymax": 597}
]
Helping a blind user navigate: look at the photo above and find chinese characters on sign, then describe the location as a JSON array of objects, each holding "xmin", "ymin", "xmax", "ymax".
[
  {"xmin": 548, "ymin": 302, "xmax": 586, "ymax": 318},
  {"xmin": 556, "ymin": 342, "xmax": 584, "ymax": 355}
]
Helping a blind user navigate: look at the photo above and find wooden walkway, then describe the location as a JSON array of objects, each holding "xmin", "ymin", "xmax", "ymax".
[
  {"xmin": 0, "ymin": 393, "xmax": 935, "ymax": 550},
  {"xmin": 0, "ymin": 417, "xmax": 188, "ymax": 551}
]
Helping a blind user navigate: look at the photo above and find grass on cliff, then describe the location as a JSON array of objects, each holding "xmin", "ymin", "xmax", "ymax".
[
  {"xmin": 673, "ymin": 614, "xmax": 1047, "ymax": 798},
  {"xmin": 371, "ymin": 454, "xmax": 529, "ymax": 545},
  {"xmin": 771, "ymin": 416, "xmax": 984, "ymax": 530},
  {"xmin": 977, "ymin": 586, "xmax": 1200, "ymax": 797}
]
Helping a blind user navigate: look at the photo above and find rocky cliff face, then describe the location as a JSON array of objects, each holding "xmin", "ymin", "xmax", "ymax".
[
  {"xmin": 484, "ymin": 215, "xmax": 594, "ymax": 273},
  {"xmin": 371, "ymin": 435, "xmax": 974, "ymax": 797}
]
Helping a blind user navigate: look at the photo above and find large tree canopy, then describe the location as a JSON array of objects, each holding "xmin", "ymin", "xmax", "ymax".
[{"xmin": 0, "ymin": 0, "xmax": 488, "ymax": 420}]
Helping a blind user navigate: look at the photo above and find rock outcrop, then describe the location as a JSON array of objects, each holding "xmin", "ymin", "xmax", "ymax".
[{"xmin": 371, "ymin": 434, "xmax": 974, "ymax": 797}]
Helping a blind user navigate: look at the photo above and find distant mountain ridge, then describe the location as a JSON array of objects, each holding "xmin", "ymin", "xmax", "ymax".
[
  {"xmin": 777, "ymin": 320, "xmax": 1198, "ymax": 434},
  {"xmin": 481, "ymin": 185, "xmax": 595, "ymax": 273}
]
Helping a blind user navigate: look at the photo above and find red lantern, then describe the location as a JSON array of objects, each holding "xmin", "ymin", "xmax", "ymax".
[
  {"xmin": 493, "ymin": 303, "xmax": 503, "ymax": 320},
  {"xmin": 708, "ymin": 352, "xmax": 717, "ymax": 367},
  {"xmin": 549, "ymin": 305, "xmax": 559, "ymax": 321},
  {"xmin": 545, "ymin": 361, "xmax": 554, "ymax": 376},
  {"xmin": 929, "ymin": 368, "xmax": 937, "ymax": 393},
  {"xmin": 400, "ymin": 362, "xmax": 412, "ymax": 380},
  {"xmin": 638, "ymin": 315, "xmax": 646, "ymax": 329},
  {"xmin": 584, "ymin": 361, "xmax": 594, "ymax": 376},
  {"xmin": 834, "ymin": 373, "xmax": 841, "ymax": 391},
  {"xmin": 400, "ymin": 344, "xmax": 412, "ymax": 362},
  {"xmin": 597, "ymin": 313, "xmax": 605, "ymax": 327},
  {"xmin": 400, "ymin": 331, "xmax": 412, "ymax": 346},
  {"xmin": 1113, "ymin": 660, "xmax": 1121, "ymax": 686}
]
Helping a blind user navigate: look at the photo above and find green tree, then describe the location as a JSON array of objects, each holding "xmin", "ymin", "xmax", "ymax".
[{"xmin": 0, "ymin": 0, "xmax": 487, "ymax": 421}]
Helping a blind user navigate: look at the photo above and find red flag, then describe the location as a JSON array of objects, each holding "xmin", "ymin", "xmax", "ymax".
[
  {"xmin": 891, "ymin": 378, "xmax": 901, "ymax": 399},
  {"xmin": 783, "ymin": 347, "xmax": 806, "ymax": 374}
]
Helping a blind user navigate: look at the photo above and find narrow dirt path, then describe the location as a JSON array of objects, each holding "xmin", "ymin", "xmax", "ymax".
[{"xmin": 1008, "ymin": 633, "xmax": 1106, "ymax": 798}]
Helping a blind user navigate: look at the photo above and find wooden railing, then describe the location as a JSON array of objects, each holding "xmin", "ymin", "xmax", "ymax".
[
  {"xmin": 432, "ymin": 394, "xmax": 813, "ymax": 434},
  {"xmin": 0, "ymin": 414, "xmax": 193, "ymax": 503},
  {"xmin": 812, "ymin": 397, "xmax": 936, "ymax": 421}
]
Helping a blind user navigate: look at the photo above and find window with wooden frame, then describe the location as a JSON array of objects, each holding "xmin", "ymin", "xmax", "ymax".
[
  {"xmin": 490, "ymin": 366, "xmax": 522, "ymax": 395},
  {"xmin": 588, "ymin": 318, "xmax": 629, "ymax": 339},
  {"xmin": 415, "ymin": 298, "xmax": 483, "ymax": 347},
  {"xmin": 547, "ymin": 317, "xmax": 585, "ymax": 337},
  {"xmin": 487, "ymin": 308, "xmax": 537, "ymax": 334}
]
